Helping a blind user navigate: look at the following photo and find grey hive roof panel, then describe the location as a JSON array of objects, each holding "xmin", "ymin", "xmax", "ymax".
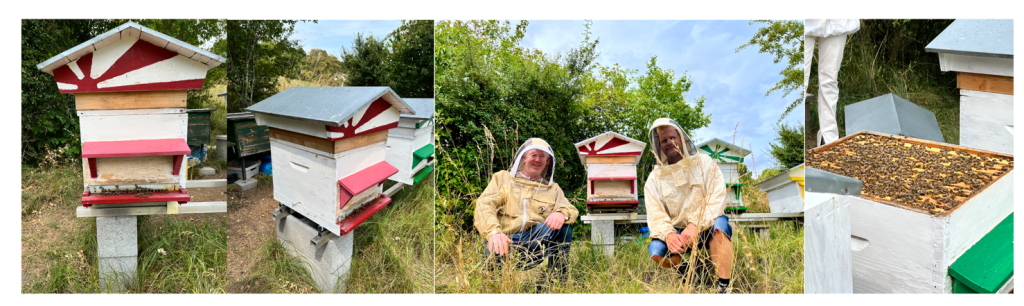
[
  {"xmin": 844, "ymin": 93, "xmax": 945, "ymax": 143},
  {"xmin": 401, "ymin": 98, "xmax": 435, "ymax": 120},
  {"xmin": 926, "ymin": 19, "xmax": 1013, "ymax": 59},
  {"xmin": 245, "ymin": 86, "xmax": 414, "ymax": 126},
  {"xmin": 36, "ymin": 21, "xmax": 226, "ymax": 74}
]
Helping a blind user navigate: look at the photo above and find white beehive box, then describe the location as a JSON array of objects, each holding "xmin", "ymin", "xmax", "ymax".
[
  {"xmin": 574, "ymin": 132, "xmax": 646, "ymax": 209},
  {"xmin": 35, "ymin": 22, "xmax": 225, "ymax": 207},
  {"xmin": 926, "ymin": 19, "xmax": 1014, "ymax": 154},
  {"xmin": 756, "ymin": 164, "xmax": 805, "ymax": 213},
  {"xmin": 247, "ymin": 87, "xmax": 415, "ymax": 236},
  {"xmin": 807, "ymin": 132, "xmax": 1014, "ymax": 293},
  {"xmin": 803, "ymin": 167, "xmax": 862, "ymax": 294},
  {"xmin": 695, "ymin": 138, "xmax": 752, "ymax": 212},
  {"xmin": 385, "ymin": 98, "xmax": 434, "ymax": 185}
]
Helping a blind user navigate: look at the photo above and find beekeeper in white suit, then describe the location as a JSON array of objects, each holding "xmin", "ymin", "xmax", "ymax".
[
  {"xmin": 805, "ymin": 19, "xmax": 860, "ymax": 146},
  {"xmin": 644, "ymin": 118, "xmax": 732, "ymax": 293}
]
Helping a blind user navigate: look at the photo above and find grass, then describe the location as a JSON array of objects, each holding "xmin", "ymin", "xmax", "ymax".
[
  {"xmin": 22, "ymin": 163, "xmax": 227, "ymax": 293},
  {"xmin": 244, "ymin": 173, "xmax": 436, "ymax": 293},
  {"xmin": 434, "ymin": 163, "xmax": 803, "ymax": 294},
  {"xmin": 806, "ymin": 20, "xmax": 960, "ymax": 148}
]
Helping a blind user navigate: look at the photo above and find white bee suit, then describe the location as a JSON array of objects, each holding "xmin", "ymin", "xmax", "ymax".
[{"xmin": 805, "ymin": 19, "xmax": 860, "ymax": 145}]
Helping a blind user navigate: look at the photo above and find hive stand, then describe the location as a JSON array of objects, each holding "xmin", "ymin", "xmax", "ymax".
[
  {"xmin": 37, "ymin": 21, "xmax": 227, "ymax": 292},
  {"xmin": 926, "ymin": 19, "xmax": 1014, "ymax": 155},
  {"xmin": 247, "ymin": 86, "xmax": 414, "ymax": 292}
]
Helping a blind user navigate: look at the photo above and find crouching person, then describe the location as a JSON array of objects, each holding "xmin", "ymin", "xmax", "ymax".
[
  {"xmin": 644, "ymin": 118, "xmax": 734, "ymax": 293},
  {"xmin": 474, "ymin": 138, "xmax": 579, "ymax": 291}
]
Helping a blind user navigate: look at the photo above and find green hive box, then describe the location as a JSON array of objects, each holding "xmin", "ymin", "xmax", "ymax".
[
  {"xmin": 186, "ymin": 109, "xmax": 214, "ymax": 147},
  {"xmin": 227, "ymin": 112, "xmax": 270, "ymax": 160}
]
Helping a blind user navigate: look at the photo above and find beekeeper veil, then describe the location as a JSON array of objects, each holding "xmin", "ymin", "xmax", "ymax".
[
  {"xmin": 508, "ymin": 138, "xmax": 556, "ymax": 185},
  {"xmin": 648, "ymin": 118, "xmax": 697, "ymax": 165}
]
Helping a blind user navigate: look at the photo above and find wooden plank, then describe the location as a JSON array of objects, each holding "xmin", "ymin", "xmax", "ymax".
[
  {"xmin": 957, "ymin": 72, "xmax": 1013, "ymax": 95},
  {"xmin": 76, "ymin": 201, "xmax": 227, "ymax": 217},
  {"xmin": 185, "ymin": 179, "xmax": 227, "ymax": 188},
  {"xmin": 270, "ymin": 127, "xmax": 388, "ymax": 155},
  {"xmin": 229, "ymin": 117, "xmax": 270, "ymax": 159},
  {"xmin": 79, "ymin": 112, "xmax": 187, "ymax": 142},
  {"xmin": 74, "ymin": 90, "xmax": 186, "ymax": 110},
  {"xmin": 586, "ymin": 156, "xmax": 635, "ymax": 164},
  {"xmin": 948, "ymin": 213, "xmax": 1013, "ymax": 293},
  {"xmin": 186, "ymin": 111, "xmax": 212, "ymax": 146}
]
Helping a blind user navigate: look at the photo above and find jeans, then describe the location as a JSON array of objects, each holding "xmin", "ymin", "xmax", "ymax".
[
  {"xmin": 648, "ymin": 214, "xmax": 732, "ymax": 258},
  {"xmin": 485, "ymin": 223, "xmax": 573, "ymax": 275}
]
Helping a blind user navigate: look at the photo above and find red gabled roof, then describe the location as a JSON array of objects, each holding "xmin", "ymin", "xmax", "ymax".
[{"xmin": 82, "ymin": 138, "xmax": 191, "ymax": 158}]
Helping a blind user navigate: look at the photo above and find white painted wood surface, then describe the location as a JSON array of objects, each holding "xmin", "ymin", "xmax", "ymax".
[
  {"xmin": 270, "ymin": 137, "xmax": 389, "ymax": 235},
  {"xmin": 938, "ymin": 53, "xmax": 1013, "ymax": 77},
  {"xmin": 848, "ymin": 170, "xmax": 1013, "ymax": 293},
  {"xmin": 805, "ymin": 194, "xmax": 852, "ymax": 293},
  {"xmin": 76, "ymin": 201, "xmax": 226, "ymax": 217},
  {"xmin": 385, "ymin": 136, "xmax": 415, "ymax": 185},
  {"xmin": 960, "ymin": 89, "xmax": 1013, "ymax": 154},
  {"xmin": 98, "ymin": 55, "xmax": 207, "ymax": 89},
  {"xmin": 586, "ymin": 163, "xmax": 637, "ymax": 179},
  {"xmin": 79, "ymin": 111, "xmax": 187, "ymax": 142},
  {"xmin": 764, "ymin": 181, "xmax": 803, "ymax": 213}
]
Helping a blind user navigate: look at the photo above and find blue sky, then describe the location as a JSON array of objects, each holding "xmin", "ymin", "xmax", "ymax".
[
  {"xmin": 521, "ymin": 20, "xmax": 804, "ymax": 175},
  {"xmin": 291, "ymin": 20, "xmax": 402, "ymax": 54}
]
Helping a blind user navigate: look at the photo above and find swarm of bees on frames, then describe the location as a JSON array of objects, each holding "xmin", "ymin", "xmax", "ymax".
[
  {"xmin": 97, "ymin": 184, "xmax": 172, "ymax": 198},
  {"xmin": 806, "ymin": 134, "xmax": 1013, "ymax": 216}
]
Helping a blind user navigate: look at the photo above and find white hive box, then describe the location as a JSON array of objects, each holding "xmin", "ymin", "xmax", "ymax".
[
  {"xmin": 756, "ymin": 164, "xmax": 805, "ymax": 213},
  {"xmin": 35, "ymin": 22, "xmax": 225, "ymax": 207},
  {"xmin": 385, "ymin": 98, "xmax": 434, "ymax": 185},
  {"xmin": 803, "ymin": 167, "xmax": 861, "ymax": 294},
  {"xmin": 807, "ymin": 131, "xmax": 1014, "ymax": 293},
  {"xmin": 574, "ymin": 132, "xmax": 646, "ymax": 209},
  {"xmin": 247, "ymin": 87, "xmax": 415, "ymax": 236},
  {"xmin": 695, "ymin": 138, "xmax": 752, "ymax": 212},
  {"xmin": 926, "ymin": 19, "xmax": 1014, "ymax": 154}
]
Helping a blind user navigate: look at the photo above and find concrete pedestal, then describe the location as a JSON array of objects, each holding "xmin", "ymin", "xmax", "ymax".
[
  {"xmin": 591, "ymin": 220, "xmax": 615, "ymax": 257},
  {"xmin": 216, "ymin": 135, "xmax": 227, "ymax": 161},
  {"xmin": 96, "ymin": 215, "xmax": 137, "ymax": 292},
  {"xmin": 235, "ymin": 177, "xmax": 258, "ymax": 191},
  {"xmin": 276, "ymin": 213, "xmax": 354, "ymax": 293}
]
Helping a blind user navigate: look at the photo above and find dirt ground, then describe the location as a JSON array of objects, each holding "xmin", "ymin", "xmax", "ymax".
[
  {"xmin": 21, "ymin": 169, "xmax": 227, "ymax": 290},
  {"xmin": 225, "ymin": 175, "xmax": 280, "ymax": 292}
]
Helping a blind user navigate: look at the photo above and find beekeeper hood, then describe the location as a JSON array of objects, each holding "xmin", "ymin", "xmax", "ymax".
[
  {"xmin": 508, "ymin": 138, "xmax": 556, "ymax": 185},
  {"xmin": 648, "ymin": 118, "xmax": 698, "ymax": 165}
]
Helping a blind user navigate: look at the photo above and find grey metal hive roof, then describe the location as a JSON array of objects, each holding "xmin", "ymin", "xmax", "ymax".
[
  {"xmin": 695, "ymin": 138, "xmax": 753, "ymax": 156},
  {"xmin": 844, "ymin": 93, "xmax": 945, "ymax": 143},
  {"xmin": 401, "ymin": 98, "xmax": 435, "ymax": 120},
  {"xmin": 36, "ymin": 21, "xmax": 226, "ymax": 74},
  {"xmin": 805, "ymin": 167, "xmax": 862, "ymax": 196},
  {"xmin": 245, "ymin": 86, "xmax": 415, "ymax": 126},
  {"xmin": 925, "ymin": 19, "xmax": 1013, "ymax": 59}
]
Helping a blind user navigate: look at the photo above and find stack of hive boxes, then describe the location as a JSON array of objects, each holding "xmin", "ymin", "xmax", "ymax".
[
  {"xmin": 247, "ymin": 87, "xmax": 415, "ymax": 236},
  {"xmin": 575, "ymin": 132, "xmax": 646, "ymax": 210},
  {"xmin": 36, "ymin": 22, "xmax": 225, "ymax": 207},
  {"xmin": 696, "ymin": 138, "xmax": 753, "ymax": 213},
  {"xmin": 385, "ymin": 98, "xmax": 435, "ymax": 185}
]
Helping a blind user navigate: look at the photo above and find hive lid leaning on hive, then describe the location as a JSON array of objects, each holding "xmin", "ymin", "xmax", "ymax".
[
  {"xmin": 844, "ymin": 93, "xmax": 945, "ymax": 143},
  {"xmin": 401, "ymin": 98, "xmax": 434, "ymax": 120},
  {"xmin": 245, "ymin": 87, "xmax": 415, "ymax": 127},
  {"xmin": 925, "ymin": 19, "xmax": 1013, "ymax": 59}
]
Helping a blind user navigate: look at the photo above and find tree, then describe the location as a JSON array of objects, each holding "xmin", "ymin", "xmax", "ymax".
[
  {"xmin": 225, "ymin": 20, "xmax": 306, "ymax": 112},
  {"xmin": 767, "ymin": 122, "xmax": 804, "ymax": 170},
  {"xmin": 298, "ymin": 48, "xmax": 343, "ymax": 86},
  {"xmin": 736, "ymin": 20, "xmax": 804, "ymax": 123},
  {"xmin": 340, "ymin": 20, "xmax": 434, "ymax": 98}
]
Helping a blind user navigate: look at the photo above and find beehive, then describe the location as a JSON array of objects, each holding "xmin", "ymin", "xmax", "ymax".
[
  {"xmin": 803, "ymin": 167, "xmax": 862, "ymax": 294},
  {"xmin": 246, "ymin": 87, "xmax": 415, "ymax": 235},
  {"xmin": 756, "ymin": 163, "xmax": 805, "ymax": 213},
  {"xmin": 926, "ymin": 19, "xmax": 1013, "ymax": 155},
  {"xmin": 226, "ymin": 112, "xmax": 270, "ymax": 160},
  {"xmin": 806, "ymin": 131, "xmax": 1013, "ymax": 293},
  {"xmin": 695, "ymin": 138, "xmax": 752, "ymax": 212},
  {"xmin": 575, "ymin": 132, "xmax": 646, "ymax": 209},
  {"xmin": 36, "ymin": 22, "xmax": 225, "ymax": 207},
  {"xmin": 385, "ymin": 98, "xmax": 434, "ymax": 185}
]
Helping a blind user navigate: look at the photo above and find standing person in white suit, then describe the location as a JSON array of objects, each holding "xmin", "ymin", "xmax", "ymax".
[{"xmin": 805, "ymin": 19, "xmax": 860, "ymax": 146}]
